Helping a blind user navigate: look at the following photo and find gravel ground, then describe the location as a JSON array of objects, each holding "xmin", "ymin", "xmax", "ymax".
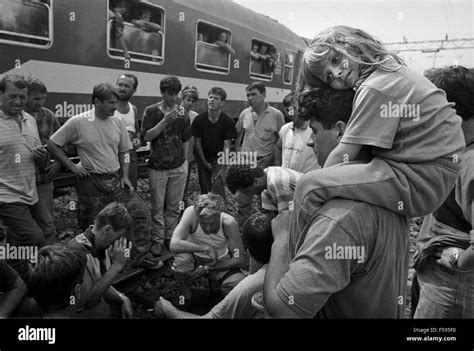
[{"xmin": 34, "ymin": 164, "xmax": 422, "ymax": 318}]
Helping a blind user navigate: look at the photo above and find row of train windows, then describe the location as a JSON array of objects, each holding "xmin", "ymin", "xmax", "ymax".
[{"xmin": 0, "ymin": 0, "xmax": 297, "ymax": 84}]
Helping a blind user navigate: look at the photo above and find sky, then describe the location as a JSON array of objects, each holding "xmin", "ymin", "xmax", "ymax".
[{"xmin": 233, "ymin": 0, "xmax": 474, "ymax": 71}]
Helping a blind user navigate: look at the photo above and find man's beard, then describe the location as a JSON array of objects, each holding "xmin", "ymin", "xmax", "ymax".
[{"xmin": 119, "ymin": 93, "xmax": 132, "ymax": 101}]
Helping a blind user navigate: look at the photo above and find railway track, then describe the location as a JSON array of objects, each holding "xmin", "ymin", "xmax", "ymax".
[{"xmin": 112, "ymin": 250, "xmax": 175, "ymax": 310}]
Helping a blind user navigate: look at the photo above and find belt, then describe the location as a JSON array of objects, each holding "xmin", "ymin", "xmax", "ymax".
[{"xmin": 89, "ymin": 172, "xmax": 118, "ymax": 178}]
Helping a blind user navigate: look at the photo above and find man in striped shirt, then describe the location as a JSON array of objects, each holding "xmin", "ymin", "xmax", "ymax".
[
  {"xmin": 226, "ymin": 165, "xmax": 302, "ymax": 215},
  {"xmin": 0, "ymin": 75, "xmax": 47, "ymax": 278}
]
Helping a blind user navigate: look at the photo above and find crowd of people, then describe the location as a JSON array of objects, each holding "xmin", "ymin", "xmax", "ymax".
[{"xmin": 1, "ymin": 24, "xmax": 473, "ymax": 319}]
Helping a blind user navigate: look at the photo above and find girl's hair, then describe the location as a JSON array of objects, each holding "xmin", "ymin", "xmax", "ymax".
[{"xmin": 296, "ymin": 25, "xmax": 404, "ymax": 94}]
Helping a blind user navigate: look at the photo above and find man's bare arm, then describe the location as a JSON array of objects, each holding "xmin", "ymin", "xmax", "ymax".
[
  {"xmin": 0, "ymin": 276, "xmax": 27, "ymax": 318},
  {"xmin": 143, "ymin": 110, "xmax": 176, "ymax": 142},
  {"xmin": 46, "ymin": 140, "xmax": 89, "ymax": 177},
  {"xmin": 263, "ymin": 211, "xmax": 300, "ymax": 318},
  {"xmin": 207, "ymin": 215, "xmax": 245, "ymax": 272},
  {"xmin": 170, "ymin": 207, "xmax": 216, "ymax": 260},
  {"xmin": 274, "ymin": 138, "xmax": 282, "ymax": 166}
]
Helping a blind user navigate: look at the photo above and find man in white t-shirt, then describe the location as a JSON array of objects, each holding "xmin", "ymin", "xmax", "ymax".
[
  {"xmin": 275, "ymin": 113, "xmax": 320, "ymax": 173},
  {"xmin": 114, "ymin": 73, "xmax": 141, "ymax": 189}
]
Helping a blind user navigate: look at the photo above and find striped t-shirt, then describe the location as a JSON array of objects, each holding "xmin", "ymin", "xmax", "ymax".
[
  {"xmin": 0, "ymin": 111, "xmax": 40, "ymax": 205},
  {"xmin": 261, "ymin": 167, "xmax": 302, "ymax": 213}
]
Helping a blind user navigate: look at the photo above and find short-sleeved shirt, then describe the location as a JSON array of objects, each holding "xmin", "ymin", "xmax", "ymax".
[
  {"xmin": 279, "ymin": 199, "xmax": 409, "ymax": 318},
  {"xmin": 261, "ymin": 167, "xmax": 302, "ymax": 213},
  {"xmin": 279, "ymin": 122, "xmax": 320, "ymax": 173},
  {"xmin": 0, "ymin": 111, "xmax": 40, "ymax": 205},
  {"xmin": 50, "ymin": 109, "xmax": 132, "ymax": 174},
  {"xmin": 28, "ymin": 107, "xmax": 61, "ymax": 184},
  {"xmin": 191, "ymin": 111, "xmax": 236, "ymax": 161},
  {"xmin": 342, "ymin": 58, "xmax": 465, "ymax": 162},
  {"xmin": 0, "ymin": 261, "xmax": 20, "ymax": 293},
  {"xmin": 141, "ymin": 103, "xmax": 191, "ymax": 170},
  {"xmin": 209, "ymin": 265, "xmax": 266, "ymax": 319},
  {"xmin": 429, "ymin": 128, "xmax": 474, "ymax": 234},
  {"xmin": 236, "ymin": 104, "xmax": 285, "ymax": 158}
]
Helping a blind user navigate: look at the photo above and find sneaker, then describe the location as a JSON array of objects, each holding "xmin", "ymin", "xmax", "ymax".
[
  {"xmin": 132, "ymin": 252, "xmax": 164, "ymax": 270},
  {"xmin": 150, "ymin": 241, "xmax": 164, "ymax": 257}
]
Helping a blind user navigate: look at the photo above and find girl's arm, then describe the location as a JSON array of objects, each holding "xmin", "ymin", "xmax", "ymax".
[{"xmin": 324, "ymin": 142, "xmax": 363, "ymax": 168}]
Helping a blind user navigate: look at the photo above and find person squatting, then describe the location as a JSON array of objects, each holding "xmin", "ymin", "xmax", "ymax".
[{"xmin": 1, "ymin": 25, "xmax": 473, "ymax": 319}]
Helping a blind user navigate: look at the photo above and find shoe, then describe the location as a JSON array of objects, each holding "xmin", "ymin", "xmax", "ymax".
[
  {"xmin": 132, "ymin": 252, "xmax": 164, "ymax": 270},
  {"xmin": 150, "ymin": 241, "xmax": 164, "ymax": 257}
]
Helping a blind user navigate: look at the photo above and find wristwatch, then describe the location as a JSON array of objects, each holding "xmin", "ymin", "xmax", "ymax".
[{"xmin": 449, "ymin": 248, "xmax": 460, "ymax": 268}]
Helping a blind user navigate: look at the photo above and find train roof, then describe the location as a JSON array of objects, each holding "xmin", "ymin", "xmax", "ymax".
[{"xmin": 173, "ymin": 0, "xmax": 307, "ymax": 48}]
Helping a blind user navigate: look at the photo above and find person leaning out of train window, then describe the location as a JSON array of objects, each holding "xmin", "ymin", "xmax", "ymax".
[
  {"xmin": 250, "ymin": 43, "xmax": 262, "ymax": 73},
  {"xmin": 198, "ymin": 32, "xmax": 210, "ymax": 43},
  {"xmin": 259, "ymin": 45, "xmax": 276, "ymax": 75},
  {"xmin": 132, "ymin": 8, "xmax": 162, "ymax": 34},
  {"xmin": 108, "ymin": 1, "xmax": 131, "ymax": 61},
  {"xmin": 215, "ymin": 32, "xmax": 236, "ymax": 55}
]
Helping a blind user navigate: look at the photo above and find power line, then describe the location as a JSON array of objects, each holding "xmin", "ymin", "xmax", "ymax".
[{"xmin": 384, "ymin": 38, "xmax": 474, "ymax": 53}]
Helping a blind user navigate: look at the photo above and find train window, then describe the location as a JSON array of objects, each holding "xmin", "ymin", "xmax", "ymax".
[
  {"xmin": 0, "ymin": 0, "xmax": 52, "ymax": 48},
  {"xmin": 283, "ymin": 50, "xmax": 296, "ymax": 85},
  {"xmin": 108, "ymin": 0, "xmax": 165, "ymax": 64},
  {"xmin": 195, "ymin": 21, "xmax": 231, "ymax": 75},
  {"xmin": 249, "ymin": 39, "xmax": 275, "ymax": 81}
]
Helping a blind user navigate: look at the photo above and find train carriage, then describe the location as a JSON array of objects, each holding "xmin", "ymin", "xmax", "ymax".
[{"xmin": 0, "ymin": 0, "xmax": 307, "ymax": 121}]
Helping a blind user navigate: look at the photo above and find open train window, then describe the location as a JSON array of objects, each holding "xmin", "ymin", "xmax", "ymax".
[
  {"xmin": 283, "ymin": 50, "xmax": 296, "ymax": 85},
  {"xmin": 107, "ymin": 0, "xmax": 165, "ymax": 64},
  {"xmin": 0, "ymin": 0, "xmax": 52, "ymax": 48},
  {"xmin": 195, "ymin": 21, "xmax": 231, "ymax": 75},
  {"xmin": 249, "ymin": 39, "xmax": 275, "ymax": 81}
]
